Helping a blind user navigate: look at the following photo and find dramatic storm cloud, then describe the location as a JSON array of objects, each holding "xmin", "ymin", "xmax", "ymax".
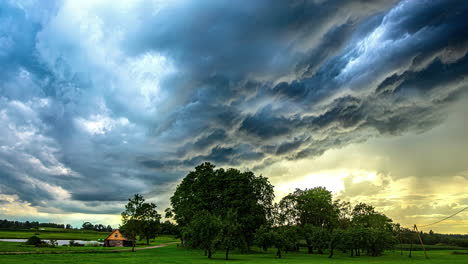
[{"xmin": 1, "ymin": 0, "xmax": 467, "ymax": 232}]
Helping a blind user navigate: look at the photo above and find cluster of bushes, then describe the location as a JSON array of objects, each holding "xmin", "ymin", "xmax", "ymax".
[
  {"xmin": 68, "ymin": 240, "xmax": 84, "ymax": 247},
  {"xmin": 25, "ymin": 236, "xmax": 58, "ymax": 247}
]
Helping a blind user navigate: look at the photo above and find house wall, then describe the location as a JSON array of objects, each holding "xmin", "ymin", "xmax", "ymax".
[{"xmin": 107, "ymin": 240, "xmax": 124, "ymax": 247}]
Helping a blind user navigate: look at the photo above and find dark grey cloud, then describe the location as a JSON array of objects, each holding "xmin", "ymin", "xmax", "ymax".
[{"xmin": 0, "ymin": 0, "xmax": 467, "ymax": 216}]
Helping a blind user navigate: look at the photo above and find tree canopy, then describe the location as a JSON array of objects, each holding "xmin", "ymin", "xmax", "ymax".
[
  {"xmin": 170, "ymin": 162, "xmax": 274, "ymax": 251},
  {"xmin": 121, "ymin": 194, "xmax": 162, "ymax": 247}
]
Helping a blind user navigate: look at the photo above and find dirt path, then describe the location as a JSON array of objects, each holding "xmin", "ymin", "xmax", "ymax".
[
  {"xmin": 0, "ymin": 241, "xmax": 180, "ymax": 255},
  {"xmin": 110, "ymin": 242, "xmax": 180, "ymax": 252}
]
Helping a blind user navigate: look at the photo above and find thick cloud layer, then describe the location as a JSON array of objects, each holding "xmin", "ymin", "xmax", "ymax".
[{"xmin": 1, "ymin": 0, "xmax": 468, "ymax": 217}]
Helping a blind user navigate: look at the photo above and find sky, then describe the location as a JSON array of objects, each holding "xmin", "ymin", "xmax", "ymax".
[{"xmin": 0, "ymin": 0, "xmax": 467, "ymax": 233}]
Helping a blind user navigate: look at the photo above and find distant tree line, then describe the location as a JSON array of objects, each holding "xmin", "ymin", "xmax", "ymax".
[
  {"xmin": 81, "ymin": 222, "xmax": 113, "ymax": 232},
  {"xmin": 398, "ymin": 227, "xmax": 468, "ymax": 248},
  {"xmin": 0, "ymin": 219, "xmax": 116, "ymax": 232},
  {"xmin": 0, "ymin": 219, "xmax": 68, "ymax": 230}
]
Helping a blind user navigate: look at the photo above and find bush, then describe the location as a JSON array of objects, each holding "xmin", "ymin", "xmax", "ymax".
[
  {"xmin": 47, "ymin": 239, "xmax": 58, "ymax": 247},
  {"xmin": 68, "ymin": 240, "xmax": 84, "ymax": 247},
  {"xmin": 25, "ymin": 236, "xmax": 42, "ymax": 246}
]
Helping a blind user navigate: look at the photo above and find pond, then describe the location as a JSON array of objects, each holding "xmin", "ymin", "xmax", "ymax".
[{"xmin": 0, "ymin": 239, "xmax": 103, "ymax": 246}]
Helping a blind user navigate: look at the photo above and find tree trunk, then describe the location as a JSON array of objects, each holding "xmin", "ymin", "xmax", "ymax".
[
  {"xmin": 276, "ymin": 248, "xmax": 282, "ymax": 258},
  {"xmin": 146, "ymin": 237, "xmax": 150, "ymax": 245},
  {"xmin": 225, "ymin": 247, "xmax": 229, "ymax": 260},
  {"xmin": 306, "ymin": 239, "xmax": 313, "ymax": 254},
  {"xmin": 351, "ymin": 248, "xmax": 354, "ymax": 257},
  {"xmin": 208, "ymin": 248, "xmax": 212, "ymax": 259},
  {"xmin": 132, "ymin": 241, "xmax": 136, "ymax": 252},
  {"xmin": 204, "ymin": 249, "xmax": 207, "ymax": 256},
  {"xmin": 328, "ymin": 240, "xmax": 335, "ymax": 259},
  {"xmin": 318, "ymin": 246, "xmax": 323, "ymax": 254}
]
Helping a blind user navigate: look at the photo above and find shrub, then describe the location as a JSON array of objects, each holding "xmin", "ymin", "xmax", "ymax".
[
  {"xmin": 25, "ymin": 236, "xmax": 42, "ymax": 246},
  {"xmin": 47, "ymin": 239, "xmax": 58, "ymax": 247}
]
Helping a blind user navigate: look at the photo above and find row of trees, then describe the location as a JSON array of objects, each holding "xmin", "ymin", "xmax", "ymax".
[
  {"xmin": 257, "ymin": 192, "xmax": 396, "ymax": 258},
  {"xmin": 81, "ymin": 222, "xmax": 113, "ymax": 232},
  {"xmin": 0, "ymin": 219, "xmax": 70, "ymax": 230},
  {"xmin": 398, "ymin": 227, "xmax": 468, "ymax": 248},
  {"xmin": 164, "ymin": 162, "xmax": 397, "ymax": 259},
  {"xmin": 119, "ymin": 163, "xmax": 466, "ymax": 259},
  {"xmin": 0, "ymin": 219, "xmax": 118, "ymax": 232}
]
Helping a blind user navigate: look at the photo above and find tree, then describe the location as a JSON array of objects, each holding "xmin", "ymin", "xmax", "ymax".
[
  {"xmin": 254, "ymin": 225, "xmax": 298, "ymax": 259},
  {"xmin": 94, "ymin": 224, "xmax": 105, "ymax": 232},
  {"xmin": 254, "ymin": 225, "xmax": 273, "ymax": 251},
  {"xmin": 186, "ymin": 210, "xmax": 221, "ymax": 258},
  {"xmin": 170, "ymin": 162, "xmax": 274, "ymax": 249},
  {"xmin": 160, "ymin": 220, "xmax": 179, "ymax": 235},
  {"xmin": 347, "ymin": 203, "xmax": 396, "ymax": 256},
  {"xmin": 121, "ymin": 194, "xmax": 162, "ymax": 248},
  {"xmin": 278, "ymin": 187, "xmax": 338, "ymax": 254},
  {"xmin": 25, "ymin": 236, "xmax": 42, "ymax": 246},
  {"xmin": 82, "ymin": 222, "xmax": 94, "ymax": 230},
  {"xmin": 215, "ymin": 210, "xmax": 245, "ymax": 260},
  {"xmin": 302, "ymin": 224, "xmax": 329, "ymax": 254},
  {"xmin": 328, "ymin": 229, "xmax": 344, "ymax": 258}
]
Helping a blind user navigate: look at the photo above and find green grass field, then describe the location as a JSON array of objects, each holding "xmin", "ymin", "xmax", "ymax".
[
  {"xmin": 0, "ymin": 244, "xmax": 466, "ymax": 264},
  {"xmin": 0, "ymin": 230, "xmax": 466, "ymax": 263},
  {"xmin": 0, "ymin": 229, "xmax": 109, "ymax": 240},
  {"xmin": 0, "ymin": 236, "xmax": 179, "ymax": 253}
]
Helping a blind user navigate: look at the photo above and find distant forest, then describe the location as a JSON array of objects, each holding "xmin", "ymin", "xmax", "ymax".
[
  {"xmin": 0, "ymin": 218, "xmax": 178, "ymax": 236},
  {"xmin": 0, "ymin": 219, "xmax": 112, "ymax": 232}
]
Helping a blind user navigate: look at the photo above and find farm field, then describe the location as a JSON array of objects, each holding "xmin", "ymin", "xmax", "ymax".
[{"xmin": 0, "ymin": 244, "xmax": 467, "ymax": 264}]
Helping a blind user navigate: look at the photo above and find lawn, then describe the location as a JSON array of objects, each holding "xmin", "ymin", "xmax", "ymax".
[{"xmin": 0, "ymin": 244, "xmax": 466, "ymax": 264}]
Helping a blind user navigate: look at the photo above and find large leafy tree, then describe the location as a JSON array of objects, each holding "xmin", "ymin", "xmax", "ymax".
[
  {"xmin": 278, "ymin": 187, "xmax": 339, "ymax": 253},
  {"xmin": 121, "ymin": 194, "xmax": 162, "ymax": 247},
  {"xmin": 170, "ymin": 162, "xmax": 274, "ymax": 249},
  {"xmin": 349, "ymin": 203, "xmax": 396, "ymax": 256}
]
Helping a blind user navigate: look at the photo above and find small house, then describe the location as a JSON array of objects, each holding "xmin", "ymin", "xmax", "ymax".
[{"xmin": 103, "ymin": 229, "xmax": 133, "ymax": 247}]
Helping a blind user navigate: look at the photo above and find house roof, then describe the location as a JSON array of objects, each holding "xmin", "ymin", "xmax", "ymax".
[{"xmin": 104, "ymin": 229, "xmax": 128, "ymax": 241}]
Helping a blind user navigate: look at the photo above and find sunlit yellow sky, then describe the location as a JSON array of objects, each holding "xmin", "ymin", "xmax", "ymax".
[
  {"xmin": 1, "ymin": 0, "xmax": 468, "ymax": 234},
  {"xmin": 264, "ymin": 97, "xmax": 468, "ymax": 234}
]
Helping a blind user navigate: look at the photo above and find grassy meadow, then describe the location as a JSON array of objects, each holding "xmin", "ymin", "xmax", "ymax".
[
  {"xmin": 0, "ymin": 244, "xmax": 467, "ymax": 264},
  {"xmin": 0, "ymin": 229, "xmax": 466, "ymax": 264},
  {"xmin": 0, "ymin": 228, "xmax": 108, "ymax": 240}
]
